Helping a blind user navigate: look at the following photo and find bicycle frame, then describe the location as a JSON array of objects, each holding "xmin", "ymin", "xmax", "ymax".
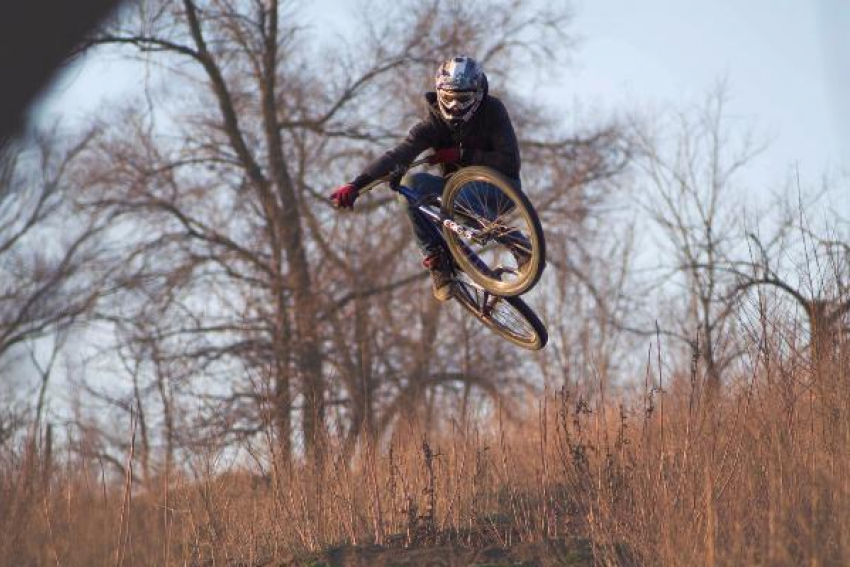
[
  {"xmin": 398, "ymin": 183, "xmax": 503, "ymax": 281},
  {"xmin": 357, "ymin": 159, "xmax": 508, "ymax": 280},
  {"xmin": 397, "ymin": 184, "xmax": 475, "ymax": 236},
  {"xmin": 358, "ymin": 159, "xmax": 481, "ymax": 239}
]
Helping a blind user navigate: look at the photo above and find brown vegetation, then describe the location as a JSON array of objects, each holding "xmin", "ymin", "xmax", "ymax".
[{"xmin": 2, "ymin": 321, "xmax": 848, "ymax": 565}]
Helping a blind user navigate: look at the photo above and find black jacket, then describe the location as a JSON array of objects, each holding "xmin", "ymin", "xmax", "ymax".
[{"xmin": 351, "ymin": 91, "xmax": 521, "ymax": 189}]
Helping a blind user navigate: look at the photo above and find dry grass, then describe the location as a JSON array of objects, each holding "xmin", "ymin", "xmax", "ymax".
[{"xmin": 2, "ymin": 330, "xmax": 848, "ymax": 566}]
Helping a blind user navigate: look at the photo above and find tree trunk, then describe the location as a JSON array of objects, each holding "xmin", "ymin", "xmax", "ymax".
[{"xmin": 259, "ymin": 0, "xmax": 325, "ymax": 462}]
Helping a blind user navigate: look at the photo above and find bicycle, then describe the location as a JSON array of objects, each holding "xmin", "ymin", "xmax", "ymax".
[{"xmin": 352, "ymin": 158, "xmax": 548, "ymax": 350}]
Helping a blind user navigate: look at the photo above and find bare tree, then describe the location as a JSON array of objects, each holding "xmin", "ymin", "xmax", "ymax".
[
  {"xmin": 628, "ymin": 84, "xmax": 769, "ymax": 395},
  {"xmin": 0, "ymin": 130, "xmax": 108, "ymax": 438},
  {"xmin": 70, "ymin": 0, "xmax": 629, "ymax": 470},
  {"xmin": 737, "ymin": 223, "xmax": 850, "ymax": 386}
]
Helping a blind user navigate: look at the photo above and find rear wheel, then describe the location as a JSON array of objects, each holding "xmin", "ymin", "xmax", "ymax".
[
  {"xmin": 441, "ymin": 166, "xmax": 545, "ymax": 297},
  {"xmin": 451, "ymin": 271, "xmax": 547, "ymax": 351}
]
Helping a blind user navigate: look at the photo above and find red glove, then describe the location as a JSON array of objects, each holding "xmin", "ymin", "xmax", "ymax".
[
  {"xmin": 427, "ymin": 147, "xmax": 462, "ymax": 165},
  {"xmin": 330, "ymin": 183, "xmax": 358, "ymax": 209}
]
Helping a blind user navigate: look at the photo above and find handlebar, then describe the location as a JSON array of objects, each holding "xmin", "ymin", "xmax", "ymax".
[{"xmin": 356, "ymin": 157, "xmax": 432, "ymax": 197}]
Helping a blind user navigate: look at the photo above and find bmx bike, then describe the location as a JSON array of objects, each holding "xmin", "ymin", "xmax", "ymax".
[{"xmin": 355, "ymin": 158, "xmax": 548, "ymax": 350}]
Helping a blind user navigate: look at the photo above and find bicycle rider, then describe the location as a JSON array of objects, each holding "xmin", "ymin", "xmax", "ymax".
[{"xmin": 330, "ymin": 56, "xmax": 523, "ymax": 301}]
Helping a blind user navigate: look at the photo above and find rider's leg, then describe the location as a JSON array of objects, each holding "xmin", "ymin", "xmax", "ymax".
[
  {"xmin": 403, "ymin": 174, "xmax": 529, "ymax": 253},
  {"xmin": 400, "ymin": 172, "xmax": 454, "ymax": 300},
  {"xmin": 400, "ymin": 172, "xmax": 447, "ymax": 256}
]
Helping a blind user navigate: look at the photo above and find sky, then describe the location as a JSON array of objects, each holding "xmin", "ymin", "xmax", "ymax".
[
  {"xmin": 36, "ymin": 0, "xmax": 850, "ymax": 210},
  {"xmin": 567, "ymin": 0, "xmax": 849, "ymax": 194}
]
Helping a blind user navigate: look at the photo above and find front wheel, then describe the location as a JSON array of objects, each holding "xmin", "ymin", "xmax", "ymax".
[
  {"xmin": 452, "ymin": 272, "xmax": 548, "ymax": 351},
  {"xmin": 441, "ymin": 166, "xmax": 545, "ymax": 297}
]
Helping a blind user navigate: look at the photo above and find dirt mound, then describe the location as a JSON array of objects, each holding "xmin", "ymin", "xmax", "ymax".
[{"xmin": 291, "ymin": 538, "xmax": 594, "ymax": 566}]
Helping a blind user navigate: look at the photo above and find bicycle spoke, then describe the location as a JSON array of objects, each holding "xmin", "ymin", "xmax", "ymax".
[
  {"xmin": 452, "ymin": 272, "xmax": 546, "ymax": 349},
  {"xmin": 492, "ymin": 303, "xmax": 534, "ymax": 335},
  {"xmin": 442, "ymin": 168, "xmax": 545, "ymax": 297}
]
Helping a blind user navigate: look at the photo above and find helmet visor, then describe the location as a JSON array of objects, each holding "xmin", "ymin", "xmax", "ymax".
[{"xmin": 437, "ymin": 89, "xmax": 477, "ymax": 110}]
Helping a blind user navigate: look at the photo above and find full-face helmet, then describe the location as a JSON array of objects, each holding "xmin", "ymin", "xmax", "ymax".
[{"xmin": 435, "ymin": 56, "xmax": 486, "ymax": 124}]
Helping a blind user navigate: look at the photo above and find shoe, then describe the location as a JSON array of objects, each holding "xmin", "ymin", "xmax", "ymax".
[{"xmin": 423, "ymin": 250, "xmax": 454, "ymax": 302}]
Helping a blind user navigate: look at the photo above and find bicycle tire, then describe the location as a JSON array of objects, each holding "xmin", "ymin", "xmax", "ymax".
[
  {"xmin": 441, "ymin": 166, "xmax": 545, "ymax": 297},
  {"xmin": 451, "ymin": 272, "xmax": 548, "ymax": 350}
]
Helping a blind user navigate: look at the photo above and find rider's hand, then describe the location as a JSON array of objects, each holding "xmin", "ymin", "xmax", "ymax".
[
  {"xmin": 427, "ymin": 147, "xmax": 462, "ymax": 165},
  {"xmin": 330, "ymin": 183, "xmax": 358, "ymax": 209}
]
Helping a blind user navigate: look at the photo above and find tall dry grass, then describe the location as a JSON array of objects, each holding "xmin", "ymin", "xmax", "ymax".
[{"xmin": 2, "ymin": 322, "xmax": 848, "ymax": 566}]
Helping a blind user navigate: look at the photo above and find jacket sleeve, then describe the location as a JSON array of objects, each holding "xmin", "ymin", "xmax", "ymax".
[
  {"xmin": 350, "ymin": 121, "xmax": 435, "ymax": 189},
  {"xmin": 463, "ymin": 99, "xmax": 521, "ymax": 179}
]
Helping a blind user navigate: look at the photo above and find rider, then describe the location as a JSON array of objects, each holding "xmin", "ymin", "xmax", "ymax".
[{"xmin": 330, "ymin": 56, "xmax": 522, "ymax": 301}]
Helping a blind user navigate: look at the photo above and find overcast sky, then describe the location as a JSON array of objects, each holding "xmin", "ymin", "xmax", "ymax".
[{"xmin": 36, "ymin": 0, "xmax": 849, "ymax": 209}]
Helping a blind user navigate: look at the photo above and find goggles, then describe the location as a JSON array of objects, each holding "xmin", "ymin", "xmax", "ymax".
[{"xmin": 437, "ymin": 89, "xmax": 478, "ymax": 109}]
